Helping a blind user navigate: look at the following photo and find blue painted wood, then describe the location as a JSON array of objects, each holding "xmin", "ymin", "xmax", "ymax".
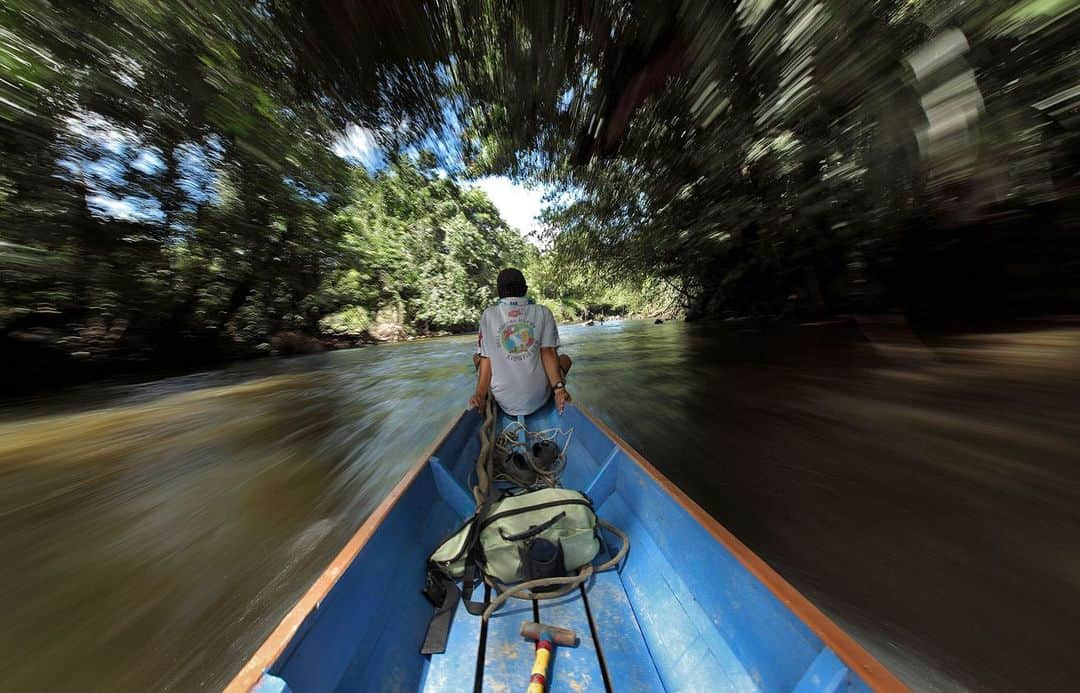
[
  {"xmin": 272, "ymin": 468, "xmax": 458, "ymax": 692},
  {"xmin": 598, "ymin": 492, "xmax": 759, "ymax": 691},
  {"xmin": 429, "ymin": 457, "xmax": 475, "ymax": 520},
  {"xmin": 556, "ymin": 432, "xmax": 603, "ymax": 491},
  {"xmin": 252, "ymin": 673, "xmax": 291, "ymax": 693},
  {"xmin": 481, "ymin": 597, "xmax": 534, "ymax": 692},
  {"xmin": 449, "ymin": 411, "xmax": 483, "ymax": 479},
  {"xmin": 612, "ymin": 456, "xmax": 824, "ymax": 691},
  {"xmin": 536, "ymin": 588, "xmax": 605, "ymax": 692},
  {"xmin": 793, "ymin": 648, "xmax": 851, "ymax": 693},
  {"xmin": 561, "ymin": 406, "xmax": 617, "ymax": 467},
  {"xmin": 418, "ymin": 594, "xmax": 483, "ymax": 692},
  {"xmin": 452, "ymin": 432, "xmax": 482, "ymax": 482},
  {"xmin": 331, "ymin": 499, "xmax": 459, "ymax": 691},
  {"xmin": 247, "ymin": 401, "xmax": 886, "ymax": 693},
  {"xmin": 582, "ymin": 455, "xmax": 616, "ymax": 508},
  {"xmin": 579, "ymin": 571, "xmax": 665, "ymax": 692}
]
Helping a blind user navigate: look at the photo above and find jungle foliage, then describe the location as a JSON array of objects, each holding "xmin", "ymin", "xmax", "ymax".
[
  {"xmin": 2, "ymin": 0, "xmax": 1078, "ymax": 387},
  {"xmin": 0, "ymin": 0, "xmax": 652, "ymax": 387}
]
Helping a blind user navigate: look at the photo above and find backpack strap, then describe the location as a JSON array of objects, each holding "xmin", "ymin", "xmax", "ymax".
[
  {"xmin": 422, "ymin": 496, "xmax": 495, "ymax": 648},
  {"xmin": 421, "ymin": 527, "xmax": 488, "ymax": 651},
  {"xmin": 420, "ymin": 575, "xmax": 459, "ymax": 655},
  {"xmin": 461, "ymin": 560, "xmax": 487, "ymax": 616}
]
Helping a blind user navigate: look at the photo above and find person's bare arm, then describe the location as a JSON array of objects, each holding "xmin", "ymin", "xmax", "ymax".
[
  {"xmin": 540, "ymin": 347, "xmax": 562, "ymax": 385},
  {"xmin": 469, "ymin": 356, "xmax": 492, "ymax": 410},
  {"xmin": 541, "ymin": 347, "xmax": 571, "ymax": 412}
]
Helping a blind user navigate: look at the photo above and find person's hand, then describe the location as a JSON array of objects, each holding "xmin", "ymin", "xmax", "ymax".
[
  {"xmin": 469, "ymin": 392, "xmax": 486, "ymax": 410},
  {"xmin": 554, "ymin": 387, "xmax": 572, "ymax": 413}
]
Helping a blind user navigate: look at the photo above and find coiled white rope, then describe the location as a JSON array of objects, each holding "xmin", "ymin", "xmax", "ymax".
[{"xmin": 492, "ymin": 422, "xmax": 574, "ymax": 488}]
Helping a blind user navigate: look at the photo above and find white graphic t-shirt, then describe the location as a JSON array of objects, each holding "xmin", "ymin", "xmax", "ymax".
[{"xmin": 477, "ymin": 296, "xmax": 560, "ymax": 415}]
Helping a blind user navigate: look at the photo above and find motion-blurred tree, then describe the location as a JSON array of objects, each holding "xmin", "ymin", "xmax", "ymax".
[{"xmin": 3, "ymin": 0, "xmax": 1078, "ymax": 390}]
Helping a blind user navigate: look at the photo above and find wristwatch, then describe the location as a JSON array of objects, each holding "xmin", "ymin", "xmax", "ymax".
[{"xmin": 552, "ymin": 381, "xmax": 565, "ymax": 390}]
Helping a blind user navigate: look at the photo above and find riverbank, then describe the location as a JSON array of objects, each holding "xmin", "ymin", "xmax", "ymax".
[
  {"xmin": 0, "ymin": 320, "xmax": 457, "ymax": 397},
  {"xmin": 8, "ymin": 311, "xmax": 1077, "ymax": 398},
  {"xmin": 2, "ymin": 307, "xmax": 674, "ymax": 396}
]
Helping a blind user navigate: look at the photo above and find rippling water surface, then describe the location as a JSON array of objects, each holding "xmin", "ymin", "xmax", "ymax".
[{"xmin": 3, "ymin": 320, "xmax": 1080, "ymax": 691}]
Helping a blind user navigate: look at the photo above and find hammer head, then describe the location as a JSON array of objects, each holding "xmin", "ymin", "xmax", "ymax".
[{"xmin": 520, "ymin": 621, "xmax": 578, "ymax": 647}]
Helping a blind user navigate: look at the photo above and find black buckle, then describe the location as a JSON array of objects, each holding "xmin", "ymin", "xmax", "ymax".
[{"xmin": 423, "ymin": 570, "xmax": 449, "ymax": 607}]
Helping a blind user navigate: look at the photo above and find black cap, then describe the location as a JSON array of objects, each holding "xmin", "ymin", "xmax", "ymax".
[{"xmin": 497, "ymin": 268, "xmax": 527, "ymax": 298}]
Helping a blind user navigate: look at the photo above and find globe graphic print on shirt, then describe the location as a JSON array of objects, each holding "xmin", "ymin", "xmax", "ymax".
[{"xmin": 500, "ymin": 321, "xmax": 536, "ymax": 356}]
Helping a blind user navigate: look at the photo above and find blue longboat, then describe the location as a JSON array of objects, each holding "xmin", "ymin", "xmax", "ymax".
[{"xmin": 229, "ymin": 401, "xmax": 904, "ymax": 693}]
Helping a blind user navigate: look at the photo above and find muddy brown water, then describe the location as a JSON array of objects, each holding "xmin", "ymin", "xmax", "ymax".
[{"xmin": 3, "ymin": 320, "xmax": 1079, "ymax": 691}]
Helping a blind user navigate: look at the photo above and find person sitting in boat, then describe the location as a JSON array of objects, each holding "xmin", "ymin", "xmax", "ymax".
[{"xmin": 469, "ymin": 268, "xmax": 573, "ymax": 414}]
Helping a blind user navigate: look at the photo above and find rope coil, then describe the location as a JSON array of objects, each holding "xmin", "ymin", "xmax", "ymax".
[
  {"xmin": 472, "ymin": 394, "xmax": 497, "ymax": 505},
  {"xmin": 492, "ymin": 422, "xmax": 572, "ymax": 490},
  {"xmin": 465, "ymin": 394, "xmax": 631, "ymax": 621},
  {"xmin": 481, "ymin": 519, "xmax": 630, "ymax": 621}
]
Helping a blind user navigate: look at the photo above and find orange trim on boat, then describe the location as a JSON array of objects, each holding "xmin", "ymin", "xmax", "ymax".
[
  {"xmin": 229, "ymin": 404, "xmax": 905, "ymax": 692},
  {"xmin": 225, "ymin": 411, "xmax": 466, "ymax": 693},
  {"xmin": 576, "ymin": 405, "xmax": 908, "ymax": 693}
]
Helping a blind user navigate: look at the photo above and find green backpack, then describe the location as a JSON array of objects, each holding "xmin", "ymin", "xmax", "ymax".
[
  {"xmin": 421, "ymin": 487, "xmax": 628, "ymax": 654},
  {"xmin": 429, "ymin": 487, "xmax": 600, "ymax": 587}
]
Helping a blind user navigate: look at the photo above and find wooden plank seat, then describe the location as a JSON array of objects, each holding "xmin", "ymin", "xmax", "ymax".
[{"xmin": 421, "ymin": 569, "xmax": 663, "ymax": 692}]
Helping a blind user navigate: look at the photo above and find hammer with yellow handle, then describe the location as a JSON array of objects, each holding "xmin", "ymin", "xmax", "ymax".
[{"xmin": 520, "ymin": 622, "xmax": 578, "ymax": 692}]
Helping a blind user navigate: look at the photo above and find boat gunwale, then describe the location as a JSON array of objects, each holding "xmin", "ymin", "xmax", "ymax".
[
  {"xmin": 575, "ymin": 404, "xmax": 907, "ymax": 692},
  {"xmin": 225, "ymin": 411, "xmax": 466, "ymax": 693},
  {"xmin": 227, "ymin": 404, "xmax": 906, "ymax": 693}
]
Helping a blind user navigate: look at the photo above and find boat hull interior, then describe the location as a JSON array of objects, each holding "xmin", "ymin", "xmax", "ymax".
[{"xmin": 244, "ymin": 402, "xmax": 890, "ymax": 692}]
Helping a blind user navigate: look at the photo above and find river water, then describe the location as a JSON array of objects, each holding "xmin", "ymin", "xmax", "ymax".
[{"xmin": 3, "ymin": 319, "xmax": 1079, "ymax": 691}]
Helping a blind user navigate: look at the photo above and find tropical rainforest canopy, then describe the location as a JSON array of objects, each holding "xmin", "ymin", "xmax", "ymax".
[{"xmin": 1, "ymin": 0, "xmax": 1078, "ymax": 384}]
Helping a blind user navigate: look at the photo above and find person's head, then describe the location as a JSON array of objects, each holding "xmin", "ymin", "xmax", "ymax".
[{"xmin": 497, "ymin": 268, "xmax": 527, "ymax": 298}]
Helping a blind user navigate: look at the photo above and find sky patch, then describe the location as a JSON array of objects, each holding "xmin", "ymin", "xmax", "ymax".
[{"xmin": 465, "ymin": 176, "xmax": 550, "ymax": 245}]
